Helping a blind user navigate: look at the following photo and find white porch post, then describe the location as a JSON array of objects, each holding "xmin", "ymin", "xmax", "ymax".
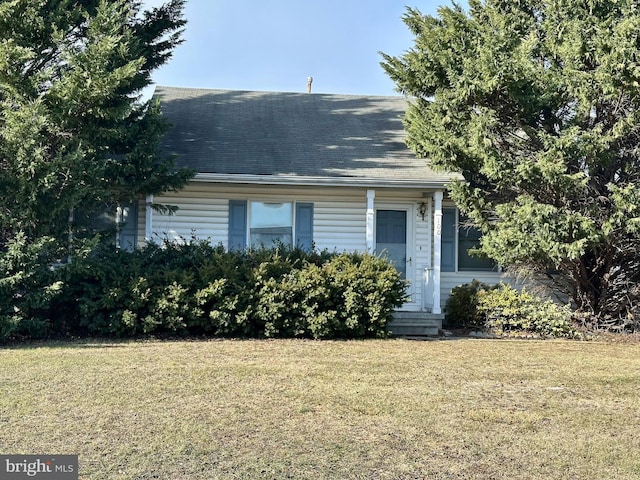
[
  {"xmin": 366, "ymin": 189, "xmax": 375, "ymax": 253},
  {"xmin": 423, "ymin": 196, "xmax": 434, "ymax": 312},
  {"xmin": 145, "ymin": 195, "xmax": 154, "ymax": 242},
  {"xmin": 432, "ymin": 191, "xmax": 443, "ymax": 314}
]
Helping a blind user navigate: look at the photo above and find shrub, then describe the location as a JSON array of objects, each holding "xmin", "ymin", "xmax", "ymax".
[
  {"xmin": 477, "ymin": 283, "xmax": 576, "ymax": 338},
  {"xmin": 0, "ymin": 233, "xmax": 63, "ymax": 341},
  {"xmin": 295, "ymin": 253, "xmax": 407, "ymax": 339},
  {"xmin": 244, "ymin": 251, "xmax": 407, "ymax": 339},
  {"xmin": 445, "ymin": 280, "xmax": 576, "ymax": 338},
  {"xmin": 445, "ymin": 279, "xmax": 495, "ymax": 328},
  {"xmin": 35, "ymin": 242, "xmax": 405, "ymax": 341}
]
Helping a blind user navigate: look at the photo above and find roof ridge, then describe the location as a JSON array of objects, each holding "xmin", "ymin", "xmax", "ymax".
[{"xmin": 153, "ymin": 85, "xmax": 406, "ymax": 100}]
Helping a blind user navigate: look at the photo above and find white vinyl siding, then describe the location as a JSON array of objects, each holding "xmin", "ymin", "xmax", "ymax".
[
  {"xmin": 314, "ymin": 202, "xmax": 367, "ymax": 252},
  {"xmin": 150, "ymin": 183, "xmax": 370, "ymax": 252},
  {"xmin": 150, "ymin": 195, "xmax": 228, "ymax": 244},
  {"xmin": 413, "ymin": 211, "xmax": 430, "ymax": 310}
]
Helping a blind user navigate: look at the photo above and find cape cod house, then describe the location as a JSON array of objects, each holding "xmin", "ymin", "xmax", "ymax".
[{"xmin": 129, "ymin": 86, "xmax": 506, "ymax": 335}]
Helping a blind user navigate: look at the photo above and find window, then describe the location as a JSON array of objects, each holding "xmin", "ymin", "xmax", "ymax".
[
  {"xmin": 117, "ymin": 203, "xmax": 138, "ymax": 252},
  {"xmin": 250, "ymin": 202, "xmax": 293, "ymax": 248},
  {"xmin": 442, "ymin": 208, "xmax": 496, "ymax": 272},
  {"xmin": 457, "ymin": 216, "xmax": 495, "ymax": 271},
  {"xmin": 228, "ymin": 200, "xmax": 313, "ymax": 251},
  {"xmin": 73, "ymin": 202, "xmax": 138, "ymax": 252}
]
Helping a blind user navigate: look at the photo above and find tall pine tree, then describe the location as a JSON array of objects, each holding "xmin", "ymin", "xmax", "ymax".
[
  {"xmin": 0, "ymin": 0, "xmax": 192, "ymax": 246},
  {"xmin": 382, "ymin": 0, "xmax": 640, "ymax": 330}
]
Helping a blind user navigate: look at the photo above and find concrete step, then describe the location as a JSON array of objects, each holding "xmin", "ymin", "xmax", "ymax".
[{"xmin": 388, "ymin": 312, "xmax": 443, "ymax": 337}]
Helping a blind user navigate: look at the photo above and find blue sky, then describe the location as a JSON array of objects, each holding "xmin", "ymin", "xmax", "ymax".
[{"xmin": 142, "ymin": 1, "xmax": 457, "ymax": 96}]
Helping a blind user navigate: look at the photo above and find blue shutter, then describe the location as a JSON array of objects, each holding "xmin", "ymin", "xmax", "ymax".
[
  {"xmin": 295, "ymin": 202, "xmax": 314, "ymax": 251},
  {"xmin": 441, "ymin": 208, "xmax": 456, "ymax": 272},
  {"xmin": 228, "ymin": 200, "xmax": 247, "ymax": 250}
]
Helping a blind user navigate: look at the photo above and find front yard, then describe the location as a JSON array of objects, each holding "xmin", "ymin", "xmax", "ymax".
[{"xmin": 1, "ymin": 338, "xmax": 639, "ymax": 479}]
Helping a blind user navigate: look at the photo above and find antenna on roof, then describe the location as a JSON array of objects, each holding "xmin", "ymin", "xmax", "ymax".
[{"xmin": 307, "ymin": 76, "xmax": 313, "ymax": 93}]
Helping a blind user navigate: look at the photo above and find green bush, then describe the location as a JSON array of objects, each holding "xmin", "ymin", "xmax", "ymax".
[
  {"xmin": 477, "ymin": 283, "xmax": 576, "ymax": 338},
  {"xmin": 10, "ymin": 241, "xmax": 405, "ymax": 341},
  {"xmin": 294, "ymin": 253, "xmax": 407, "ymax": 339},
  {"xmin": 60, "ymin": 241, "xmax": 241, "ymax": 337},
  {"xmin": 446, "ymin": 280, "xmax": 576, "ymax": 338},
  {"xmin": 0, "ymin": 233, "xmax": 64, "ymax": 341},
  {"xmin": 445, "ymin": 279, "xmax": 495, "ymax": 328},
  {"xmin": 239, "ymin": 251, "xmax": 407, "ymax": 339}
]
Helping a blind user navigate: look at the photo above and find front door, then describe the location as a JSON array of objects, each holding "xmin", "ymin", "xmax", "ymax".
[
  {"xmin": 375, "ymin": 209, "xmax": 407, "ymax": 278},
  {"xmin": 375, "ymin": 206, "xmax": 419, "ymax": 309}
]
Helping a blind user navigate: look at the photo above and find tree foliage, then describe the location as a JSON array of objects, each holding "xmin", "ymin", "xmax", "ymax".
[
  {"xmin": 382, "ymin": 0, "xmax": 640, "ymax": 330},
  {"xmin": 0, "ymin": 0, "xmax": 192, "ymax": 245}
]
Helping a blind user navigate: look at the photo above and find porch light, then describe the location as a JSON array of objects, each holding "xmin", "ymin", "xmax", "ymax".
[{"xmin": 418, "ymin": 201, "xmax": 427, "ymax": 221}]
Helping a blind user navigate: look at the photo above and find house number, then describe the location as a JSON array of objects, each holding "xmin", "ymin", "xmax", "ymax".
[{"xmin": 434, "ymin": 215, "xmax": 442, "ymax": 236}]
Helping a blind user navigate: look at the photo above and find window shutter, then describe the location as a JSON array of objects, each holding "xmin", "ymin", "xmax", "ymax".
[
  {"xmin": 441, "ymin": 208, "xmax": 456, "ymax": 272},
  {"xmin": 228, "ymin": 200, "xmax": 247, "ymax": 250},
  {"xmin": 295, "ymin": 202, "xmax": 314, "ymax": 251}
]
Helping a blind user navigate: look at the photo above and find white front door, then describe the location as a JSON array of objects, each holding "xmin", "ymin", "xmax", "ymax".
[{"xmin": 375, "ymin": 206, "xmax": 419, "ymax": 309}]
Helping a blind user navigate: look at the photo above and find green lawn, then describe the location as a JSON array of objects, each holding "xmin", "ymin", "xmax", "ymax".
[{"xmin": 1, "ymin": 338, "xmax": 639, "ymax": 479}]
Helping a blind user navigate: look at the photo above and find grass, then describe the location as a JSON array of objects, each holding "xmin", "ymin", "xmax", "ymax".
[{"xmin": 1, "ymin": 338, "xmax": 639, "ymax": 479}]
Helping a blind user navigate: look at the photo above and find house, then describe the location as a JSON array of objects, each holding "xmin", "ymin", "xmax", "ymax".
[{"xmin": 134, "ymin": 86, "xmax": 507, "ymax": 335}]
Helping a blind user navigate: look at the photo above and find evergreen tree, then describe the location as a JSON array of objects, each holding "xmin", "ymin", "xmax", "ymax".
[
  {"xmin": 0, "ymin": 0, "xmax": 192, "ymax": 246},
  {"xmin": 382, "ymin": 0, "xmax": 640, "ymax": 330}
]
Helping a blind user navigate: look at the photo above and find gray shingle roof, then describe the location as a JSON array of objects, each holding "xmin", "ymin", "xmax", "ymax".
[{"xmin": 153, "ymin": 86, "xmax": 452, "ymax": 187}]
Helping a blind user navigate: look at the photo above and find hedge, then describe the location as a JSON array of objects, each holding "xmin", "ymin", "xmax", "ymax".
[{"xmin": 0, "ymin": 240, "xmax": 407, "ymax": 341}]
